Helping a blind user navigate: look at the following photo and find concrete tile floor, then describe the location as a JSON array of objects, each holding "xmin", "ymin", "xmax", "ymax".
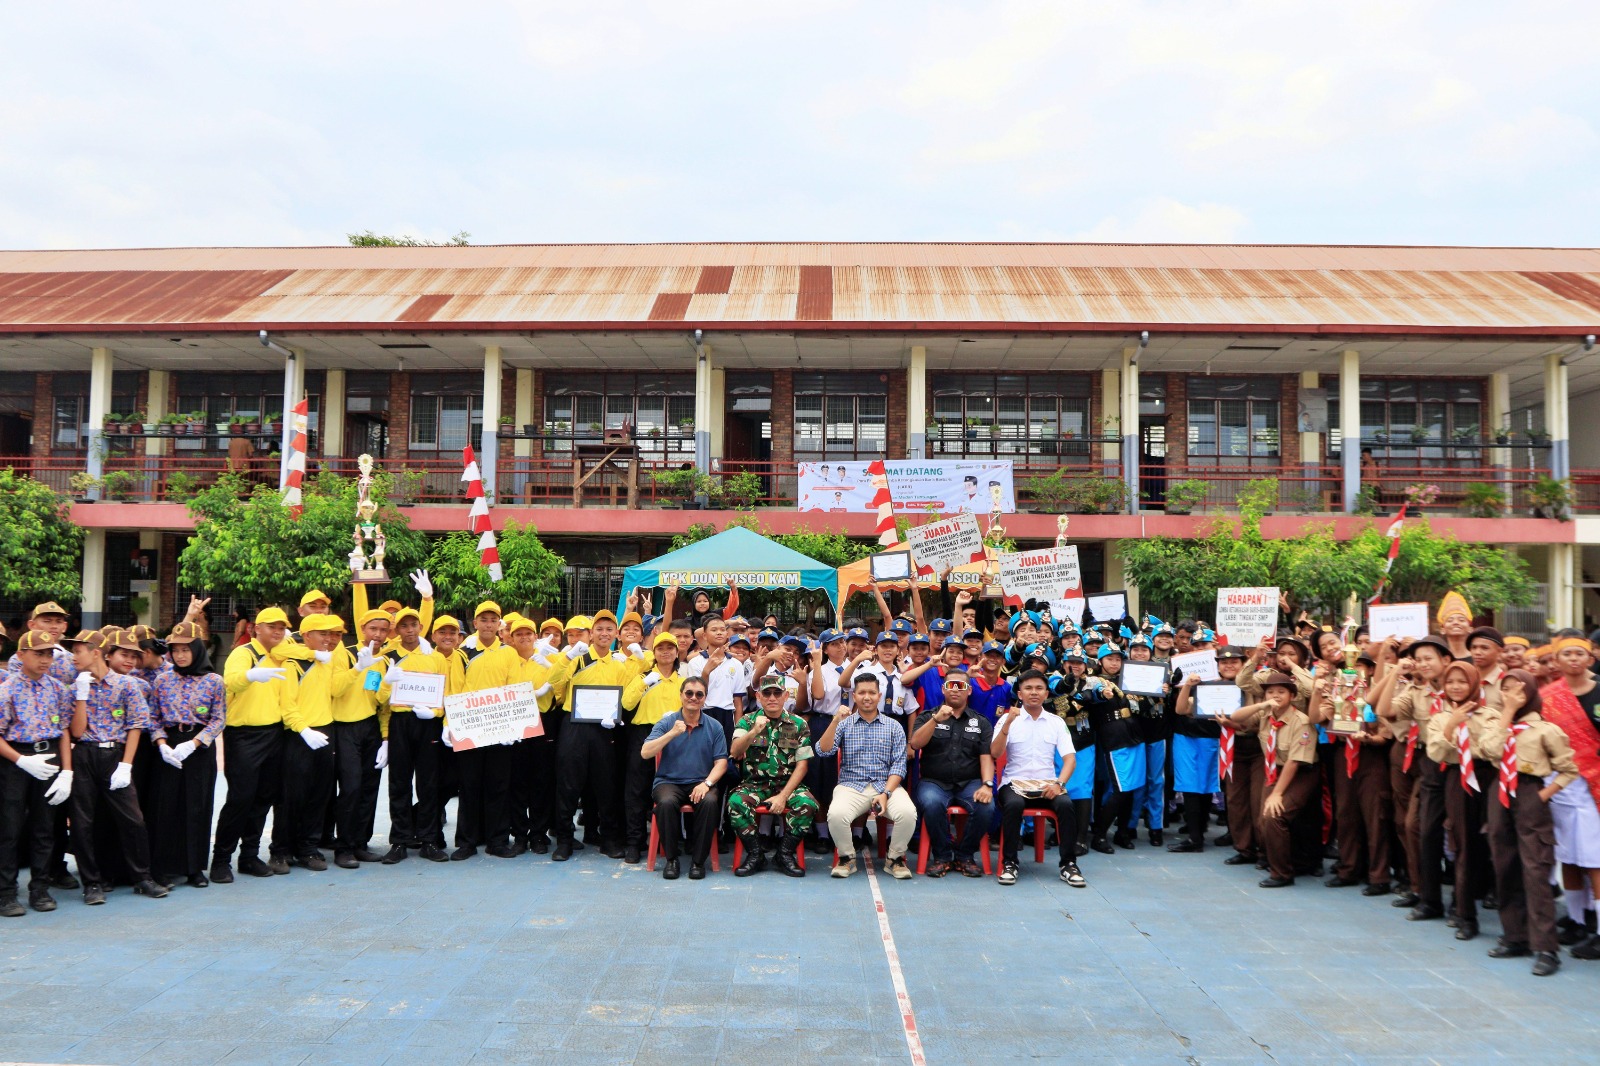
[{"xmin": 3, "ymin": 800, "xmax": 1599, "ymax": 1065}]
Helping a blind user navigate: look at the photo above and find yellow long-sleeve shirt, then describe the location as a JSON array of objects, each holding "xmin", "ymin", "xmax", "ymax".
[
  {"xmin": 286, "ymin": 646, "xmax": 354, "ymax": 732},
  {"xmin": 464, "ymin": 645, "xmax": 557, "ymax": 712},
  {"xmin": 350, "ymin": 584, "xmax": 434, "ymax": 653},
  {"xmin": 439, "ymin": 647, "xmax": 470, "ymax": 697},
  {"xmin": 550, "ymin": 645, "xmax": 646, "ymax": 713},
  {"xmin": 222, "ymin": 639, "xmax": 301, "ymax": 727},
  {"xmin": 622, "ymin": 669, "xmax": 685, "ymax": 726},
  {"xmin": 329, "ymin": 644, "xmax": 380, "ymax": 729},
  {"xmin": 377, "ymin": 645, "xmax": 448, "ymax": 735}
]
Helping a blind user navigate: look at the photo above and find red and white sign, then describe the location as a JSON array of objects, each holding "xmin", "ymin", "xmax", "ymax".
[
  {"xmin": 1215, "ymin": 587, "xmax": 1279, "ymax": 648},
  {"xmin": 442, "ymin": 682, "xmax": 543, "ymax": 750},
  {"xmin": 905, "ymin": 512, "xmax": 986, "ymax": 577}
]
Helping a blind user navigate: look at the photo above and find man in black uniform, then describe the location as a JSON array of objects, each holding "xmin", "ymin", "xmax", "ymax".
[{"xmin": 909, "ymin": 667, "xmax": 995, "ymax": 877}]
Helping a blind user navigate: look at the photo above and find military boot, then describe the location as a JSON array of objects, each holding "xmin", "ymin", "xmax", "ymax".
[
  {"xmin": 734, "ymin": 834, "xmax": 767, "ymax": 877},
  {"xmin": 776, "ymin": 835, "xmax": 806, "ymax": 878}
]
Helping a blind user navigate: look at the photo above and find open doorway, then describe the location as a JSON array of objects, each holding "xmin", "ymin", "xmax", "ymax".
[{"xmin": 0, "ymin": 413, "xmax": 31, "ymax": 456}]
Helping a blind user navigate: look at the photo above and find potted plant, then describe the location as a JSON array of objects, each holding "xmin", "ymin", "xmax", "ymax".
[
  {"xmin": 1529, "ymin": 428, "xmax": 1552, "ymax": 445},
  {"xmin": 101, "ymin": 412, "xmax": 122, "ymax": 435},
  {"xmin": 68, "ymin": 472, "xmax": 98, "ymax": 500},
  {"xmin": 1284, "ymin": 487, "xmax": 1322, "ymax": 514},
  {"xmin": 1063, "ymin": 476, "xmax": 1129, "ymax": 514},
  {"xmin": 1353, "ymin": 485, "xmax": 1380, "ymax": 515},
  {"xmin": 185, "ymin": 411, "xmax": 206, "ymax": 436},
  {"xmin": 1403, "ymin": 482, "xmax": 1440, "ymax": 509},
  {"xmin": 141, "ymin": 416, "xmax": 157, "ymax": 434},
  {"xmin": 1100, "ymin": 416, "xmax": 1120, "ymax": 439},
  {"xmin": 652, "ymin": 467, "xmax": 703, "ymax": 507},
  {"xmin": 1236, "ymin": 477, "xmax": 1279, "ymax": 516},
  {"xmin": 1528, "ymin": 475, "xmax": 1573, "ymax": 520},
  {"xmin": 497, "ymin": 415, "xmax": 514, "ymax": 435},
  {"xmin": 1452, "ymin": 426, "xmax": 1476, "ymax": 443},
  {"xmin": 1408, "ymin": 424, "xmax": 1430, "ymax": 443},
  {"xmin": 215, "ymin": 416, "xmax": 231, "ymax": 434},
  {"xmin": 242, "ymin": 414, "xmax": 261, "ymax": 434},
  {"xmin": 646, "ymin": 426, "xmax": 662, "ymax": 439},
  {"xmin": 1494, "ymin": 425, "xmax": 1513, "ymax": 445},
  {"xmin": 1163, "ymin": 478, "xmax": 1210, "ymax": 515},
  {"xmin": 100, "ymin": 470, "xmax": 137, "ymax": 502},
  {"xmin": 397, "ymin": 469, "xmax": 425, "ymax": 506},
  {"xmin": 1023, "ymin": 468, "xmax": 1074, "ymax": 513},
  {"xmin": 164, "ymin": 470, "xmax": 201, "ymax": 502},
  {"xmin": 264, "ymin": 411, "xmax": 283, "ymax": 436},
  {"xmin": 718, "ymin": 471, "xmax": 764, "ymax": 509},
  {"xmin": 1459, "ymin": 482, "xmax": 1507, "ymax": 518},
  {"xmin": 157, "ymin": 413, "xmax": 182, "ymax": 436}
]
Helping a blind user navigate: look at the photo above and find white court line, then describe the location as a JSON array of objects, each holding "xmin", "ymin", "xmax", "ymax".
[{"xmin": 863, "ymin": 857, "xmax": 927, "ymax": 1066}]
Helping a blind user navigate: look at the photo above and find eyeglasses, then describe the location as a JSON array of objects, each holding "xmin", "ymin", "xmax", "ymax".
[{"xmin": 682, "ymin": 691, "xmax": 706, "ymax": 700}]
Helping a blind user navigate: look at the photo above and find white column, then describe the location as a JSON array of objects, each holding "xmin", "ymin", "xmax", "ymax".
[
  {"xmin": 907, "ymin": 345, "xmax": 927, "ymax": 459},
  {"xmin": 708, "ymin": 364, "xmax": 726, "ymax": 461},
  {"xmin": 1299, "ymin": 370, "xmax": 1319, "ymax": 467},
  {"xmin": 694, "ymin": 343, "xmax": 713, "ymax": 475},
  {"xmin": 323, "ymin": 369, "xmax": 346, "ymax": 457},
  {"xmin": 81, "ymin": 528, "xmax": 106, "ymax": 629},
  {"xmin": 513, "ymin": 369, "xmax": 534, "ymax": 459},
  {"xmin": 481, "ymin": 345, "xmax": 503, "ymax": 496},
  {"xmin": 277, "ymin": 348, "xmax": 304, "ymax": 488},
  {"xmin": 1340, "ymin": 350, "xmax": 1360, "ymax": 513},
  {"xmin": 1550, "ymin": 542, "xmax": 1576, "ymax": 629},
  {"xmin": 144, "ymin": 370, "xmax": 169, "ymax": 459},
  {"xmin": 1121, "ymin": 347, "xmax": 1140, "ymax": 514},
  {"xmin": 1106, "ymin": 542, "xmax": 1138, "ymax": 618},
  {"xmin": 86, "ymin": 347, "xmax": 114, "ymax": 497},
  {"xmin": 1100, "ymin": 368, "xmax": 1120, "ymax": 476},
  {"xmin": 1545, "ymin": 352, "xmax": 1570, "ymax": 482},
  {"xmin": 1489, "ymin": 371, "xmax": 1511, "ymax": 505}
]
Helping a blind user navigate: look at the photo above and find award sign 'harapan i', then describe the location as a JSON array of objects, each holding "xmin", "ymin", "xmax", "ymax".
[{"xmin": 348, "ymin": 453, "xmax": 389, "ymax": 584}]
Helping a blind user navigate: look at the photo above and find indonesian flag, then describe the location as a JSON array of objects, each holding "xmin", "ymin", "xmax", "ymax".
[
  {"xmin": 280, "ymin": 399, "xmax": 309, "ymax": 519},
  {"xmin": 1367, "ymin": 504, "xmax": 1407, "ymax": 605},
  {"xmin": 866, "ymin": 459, "xmax": 897, "ymax": 547},
  {"xmin": 462, "ymin": 445, "xmax": 502, "ymax": 582}
]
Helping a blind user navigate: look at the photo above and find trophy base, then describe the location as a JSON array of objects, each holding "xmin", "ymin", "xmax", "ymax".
[
  {"xmin": 351, "ymin": 569, "xmax": 390, "ymax": 585},
  {"xmin": 1326, "ymin": 719, "xmax": 1364, "ymax": 736}
]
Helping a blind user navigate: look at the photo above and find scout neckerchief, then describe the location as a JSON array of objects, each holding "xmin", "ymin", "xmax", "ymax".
[
  {"xmin": 1263, "ymin": 716, "xmax": 1285, "ymax": 787},
  {"xmin": 1455, "ymin": 700, "xmax": 1481, "ymax": 793},
  {"xmin": 1344, "ymin": 733, "xmax": 1361, "ymax": 779},
  {"xmin": 1403, "ymin": 688, "xmax": 1443, "ymax": 773},
  {"xmin": 1499, "ymin": 721, "xmax": 1529, "ymax": 808},
  {"xmin": 1218, "ymin": 720, "xmax": 1235, "ymax": 782}
]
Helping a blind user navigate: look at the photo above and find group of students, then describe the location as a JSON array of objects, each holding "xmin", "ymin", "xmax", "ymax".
[{"xmin": 4, "ymin": 574, "xmax": 1600, "ymax": 978}]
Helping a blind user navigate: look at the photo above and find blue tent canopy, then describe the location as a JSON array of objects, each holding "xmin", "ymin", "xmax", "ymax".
[{"xmin": 615, "ymin": 526, "xmax": 839, "ymax": 617}]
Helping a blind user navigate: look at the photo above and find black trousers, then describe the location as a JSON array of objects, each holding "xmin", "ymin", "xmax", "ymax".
[
  {"xmin": 653, "ymin": 781, "xmax": 721, "ymax": 864},
  {"xmin": 555, "ymin": 719, "xmax": 620, "ymax": 844},
  {"xmin": 1488, "ymin": 774, "xmax": 1559, "ymax": 953},
  {"xmin": 524, "ymin": 711, "xmax": 561, "ymax": 843},
  {"xmin": 150, "ymin": 725, "xmax": 218, "ymax": 878},
  {"xmin": 1444, "ymin": 762, "xmax": 1493, "ymax": 923},
  {"xmin": 455, "ymin": 744, "xmax": 510, "ymax": 849},
  {"xmin": 213, "ymin": 724, "xmax": 284, "ymax": 863},
  {"xmin": 272, "ymin": 729, "xmax": 335, "ymax": 859},
  {"xmin": 507, "ymin": 737, "xmax": 539, "ymax": 844},
  {"xmin": 329, "ymin": 718, "xmax": 383, "ymax": 852},
  {"xmin": 70, "ymin": 743, "xmax": 150, "ymax": 885},
  {"xmin": 1092, "ymin": 746, "xmax": 1136, "ymax": 840},
  {"xmin": 0, "ymin": 740, "xmax": 61, "ymax": 896},
  {"xmin": 998, "ymin": 785, "xmax": 1077, "ymax": 867},
  {"xmin": 1180, "ymin": 792, "xmax": 1211, "ymax": 847},
  {"xmin": 806, "ymin": 712, "xmax": 839, "ymax": 823},
  {"xmin": 622, "ymin": 723, "xmax": 656, "ymax": 849},
  {"xmin": 387, "ymin": 712, "xmax": 443, "ymax": 848},
  {"xmin": 1413, "ymin": 757, "xmax": 1447, "ymax": 909}
]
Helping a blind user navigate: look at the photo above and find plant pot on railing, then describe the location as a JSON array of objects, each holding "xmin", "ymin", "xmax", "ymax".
[{"xmin": 1162, "ymin": 479, "xmax": 1210, "ymax": 515}]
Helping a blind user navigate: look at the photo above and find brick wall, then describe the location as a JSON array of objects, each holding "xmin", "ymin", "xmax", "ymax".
[
  {"xmin": 771, "ymin": 369, "xmax": 794, "ymax": 465},
  {"xmin": 885, "ymin": 368, "xmax": 907, "ymax": 460},
  {"xmin": 160, "ymin": 534, "xmax": 181, "ymax": 628},
  {"xmin": 1164, "ymin": 373, "xmax": 1188, "ymax": 478},
  {"xmin": 30, "ymin": 373, "xmax": 51, "ymax": 457},
  {"xmin": 1280, "ymin": 375, "xmax": 1301, "ymax": 466},
  {"xmin": 498, "ymin": 366, "xmax": 516, "ymax": 461},
  {"xmin": 387, "ymin": 371, "xmax": 411, "ymax": 461}
]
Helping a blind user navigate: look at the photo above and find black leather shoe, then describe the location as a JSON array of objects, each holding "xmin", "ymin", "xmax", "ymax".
[
  {"xmin": 1557, "ymin": 916, "xmax": 1588, "ymax": 945},
  {"xmin": 1361, "ymin": 882, "xmax": 1392, "ymax": 897},
  {"xmin": 0, "ymin": 895, "xmax": 25, "ymax": 918},
  {"xmin": 132, "ymin": 879, "xmax": 169, "ymax": 898},
  {"xmin": 1074, "ymin": 840, "xmax": 1089, "ymax": 857},
  {"xmin": 1215, "ymin": 832, "xmax": 1233, "ymax": 847},
  {"xmin": 266, "ymin": 855, "xmax": 290, "ymax": 875},
  {"xmin": 82, "ymin": 884, "xmax": 106, "ymax": 906},
  {"xmin": 1223, "ymin": 852, "xmax": 1254, "ymax": 865},
  {"xmin": 296, "ymin": 853, "xmax": 328, "ymax": 872},
  {"xmin": 552, "ymin": 839, "xmax": 573, "ymax": 861},
  {"xmin": 334, "ymin": 852, "xmax": 359, "ymax": 870},
  {"xmin": 352, "ymin": 848, "xmax": 384, "ymax": 863},
  {"xmin": 27, "ymin": 890, "xmax": 54, "ymax": 913},
  {"xmin": 569, "ymin": 837, "xmax": 586, "ymax": 851},
  {"xmin": 603, "ymin": 843, "xmax": 626, "ymax": 860},
  {"xmin": 450, "ymin": 846, "xmax": 478, "ymax": 861},
  {"xmin": 1482, "ymin": 893, "xmax": 1499, "ymax": 911},
  {"xmin": 1090, "ymin": 837, "xmax": 1115, "ymax": 855},
  {"xmin": 623, "ymin": 846, "xmax": 642, "ymax": 865},
  {"xmin": 238, "ymin": 856, "xmax": 272, "ymax": 878},
  {"xmin": 662, "ymin": 858, "xmax": 680, "ymax": 880},
  {"xmin": 1392, "ymin": 892, "xmax": 1420, "ymax": 908},
  {"xmin": 1533, "ymin": 951, "xmax": 1561, "ymax": 976},
  {"xmin": 380, "ymin": 846, "xmax": 408, "ymax": 865},
  {"xmin": 529, "ymin": 838, "xmax": 549, "ymax": 854},
  {"xmin": 1324, "ymin": 875, "xmax": 1359, "ymax": 887},
  {"xmin": 187, "ymin": 872, "xmax": 210, "ymax": 888},
  {"xmin": 418, "ymin": 845, "xmax": 449, "ymax": 862},
  {"xmin": 1113, "ymin": 833, "xmax": 1135, "ymax": 850},
  {"xmin": 506, "ymin": 839, "xmax": 528, "ymax": 857},
  {"xmin": 487, "ymin": 845, "xmax": 518, "ymax": 858},
  {"xmin": 50, "ymin": 870, "xmax": 79, "ymax": 891},
  {"xmin": 1569, "ymin": 933, "xmax": 1600, "ymax": 960},
  {"xmin": 209, "ymin": 862, "xmax": 234, "ymax": 884},
  {"xmin": 689, "ymin": 863, "xmax": 706, "ymax": 880},
  {"xmin": 805, "ymin": 835, "xmax": 832, "ymax": 856},
  {"xmin": 1148, "ymin": 830, "xmax": 1163, "ymax": 847},
  {"xmin": 1488, "ymin": 940, "xmax": 1531, "ymax": 958},
  {"xmin": 1407, "ymin": 903, "xmax": 1444, "ymax": 921},
  {"xmin": 1167, "ymin": 839, "xmax": 1202, "ymax": 853},
  {"xmin": 1455, "ymin": 920, "xmax": 1479, "ymax": 941},
  {"xmin": 1258, "ymin": 876, "xmax": 1294, "ymax": 888}
]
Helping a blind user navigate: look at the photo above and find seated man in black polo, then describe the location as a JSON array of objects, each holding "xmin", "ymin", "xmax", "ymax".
[
  {"xmin": 639, "ymin": 677, "xmax": 728, "ymax": 881},
  {"xmin": 909, "ymin": 666, "xmax": 995, "ymax": 877}
]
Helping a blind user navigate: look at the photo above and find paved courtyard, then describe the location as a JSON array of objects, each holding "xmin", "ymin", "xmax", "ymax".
[{"xmin": 3, "ymin": 802, "xmax": 1598, "ymax": 1066}]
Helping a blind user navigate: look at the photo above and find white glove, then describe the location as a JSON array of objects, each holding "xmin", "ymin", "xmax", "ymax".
[
  {"xmin": 417, "ymin": 637, "xmax": 433, "ymax": 656},
  {"xmin": 375, "ymin": 740, "xmax": 389, "ymax": 770},
  {"xmin": 536, "ymin": 637, "xmax": 557, "ymax": 656},
  {"xmin": 313, "ymin": 649, "xmax": 333, "ymax": 663},
  {"xmin": 642, "ymin": 671, "xmax": 661, "ymax": 689},
  {"xmin": 439, "ymin": 726, "xmax": 454, "ymax": 749},
  {"xmin": 74, "ymin": 672, "xmax": 93, "ymax": 700},
  {"xmin": 410, "ymin": 568, "xmax": 434, "ymax": 599},
  {"xmin": 565, "ymin": 642, "xmax": 588, "ymax": 660},
  {"xmin": 110, "ymin": 762, "xmax": 133, "ymax": 790},
  {"xmin": 173, "ymin": 741, "xmax": 197, "ymax": 763},
  {"xmin": 600, "ymin": 716, "xmax": 618, "ymax": 730},
  {"xmin": 384, "ymin": 663, "xmax": 406, "ymax": 684},
  {"xmin": 14, "ymin": 753, "xmax": 59, "ymax": 781},
  {"xmin": 44, "ymin": 770, "xmax": 73, "ymax": 806},
  {"xmin": 533, "ymin": 651, "xmax": 552, "ymax": 668},
  {"xmin": 612, "ymin": 651, "xmax": 629, "ymax": 663},
  {"xmin": 246, "ymin": 665, "xmax": 285, "ymax": 683},
  {"xmin": 627, "ymin": 643, "xmax": 642, "ymax": 658},
  {"xmin": 159, "ymin": 745, "xmax": 184, "ymax": 769},
  {"xmin": 534, "ymin": 682, "xmax": 552, "ymax": 698},
  {"xmin": 300, "ymin": 728, "xmax": 330, "ymax": 750},
  {"xmin": 413, "ymin": 707, "xmax": 437, "ymax": 720},
  {"xmin": 355, "ymin": 646, "xmax": 376, "ymax": 671}
]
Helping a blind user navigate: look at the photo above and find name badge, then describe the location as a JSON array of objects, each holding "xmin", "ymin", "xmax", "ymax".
[
  {"xmin": 112, "ymin": 708, "xmax": 123, "ymax": 718},
  {"xmin": 195, "ymin": 705, "xmax": 210, "ymax": 717},
  {"xmin": 364, "ymin": 670, "xmax": 382, "ymax": 692},
  {"xmin": 50, "ymin": 716, "xmax": 59, "ymax": 725}
]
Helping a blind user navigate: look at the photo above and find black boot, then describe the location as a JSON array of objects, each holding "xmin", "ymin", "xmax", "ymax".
[
  {"xmin": 735, "ymin": 834, "xmax": 766, "ymax": 877},
  {"xmin": 776, "ymin": 835, "xmax": 806, "ymax": 878}
]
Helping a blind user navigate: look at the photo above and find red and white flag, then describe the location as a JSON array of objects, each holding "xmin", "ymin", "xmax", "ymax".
[
  {"xmin": 280, "ymin": 398, "xmax": 309, "ymax": 519},
  {"xmin": 1367, "ymin": 504, "xmax": 1408, "ymax": 605},
  {"xmin": 462, "ymin": 445, "xmax": 502, "ymax": 582},
  {"xmin": 866, "ymin": 459, "xmax": 896, "ymax": 547}
]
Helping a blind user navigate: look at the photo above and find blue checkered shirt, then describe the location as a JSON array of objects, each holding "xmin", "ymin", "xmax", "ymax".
[{"xmin": 817, "ymin": 712, "xmax": 907, "ymax": 792}]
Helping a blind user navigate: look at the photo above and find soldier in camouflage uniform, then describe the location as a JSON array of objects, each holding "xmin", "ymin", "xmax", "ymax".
[{"xmin": 728, "ymin": 673, "xmax": 818, "ymax": 877}]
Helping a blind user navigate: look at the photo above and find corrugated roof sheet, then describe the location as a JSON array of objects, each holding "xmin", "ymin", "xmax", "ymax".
[{"xmin": 0, "ymin": 243, "xmax": 1597, "ymax": 333}]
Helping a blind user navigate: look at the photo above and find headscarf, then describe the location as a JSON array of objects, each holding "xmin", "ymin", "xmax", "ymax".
[
  {"xmin": 172, "ymin": 636, "xmax": 213, "ymax": 677},
  {"xmin": 1501, "ymin": 668, "xmax": 1542, "ymax": 721},
  {"xmin": 1440, "ymin": 660, "xmax": 1483, "ymax": 706}
]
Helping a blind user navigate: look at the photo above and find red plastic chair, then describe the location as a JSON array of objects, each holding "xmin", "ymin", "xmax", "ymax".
[
  {"xmin": 731, "ymin": 806, "xmax": 807, "ymax": 871},
  {"xmin": 915, "ymin": 806, "xmax": 993, "ymax": 875},
  {"xmin": 987, "ymin": 753, "xmax": 1061, "ymax": 872},
  {"xmin": 827, "ymin": 753, "xmax": 891, "ymax": 865},
  {"xmin": 643, "ymin": 753, "xmax": 720, "ymax": 872}
]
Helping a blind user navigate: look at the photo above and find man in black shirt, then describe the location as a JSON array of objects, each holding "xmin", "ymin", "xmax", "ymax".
[{"xmin": 909, "ymin": 667, "xmax": 995, "ymax": 878}]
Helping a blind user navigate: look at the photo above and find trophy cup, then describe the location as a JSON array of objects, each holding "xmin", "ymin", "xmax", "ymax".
[
  {"xmin": 1326, "ymin": 619, "xmax": 1367, "ymax": 736},
  {"xmin": 348, "ymin": 453, "xmax": 390, "ymax": 584}
]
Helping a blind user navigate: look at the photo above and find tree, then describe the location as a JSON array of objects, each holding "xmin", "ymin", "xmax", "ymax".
[
  {"xmin": 178, "ymin": 471, "xmax": 429, "ymax": 611},
  {"xmin": 426, "ymin": 521, "xmax": 566, "ymax": 619},
  {"xmin": 0, "ymin": 469, "xmax": 85, "ymax": 604},
  {"xmin": 347, "ymin": 230, "xmax": 470, "ymax": 247}
]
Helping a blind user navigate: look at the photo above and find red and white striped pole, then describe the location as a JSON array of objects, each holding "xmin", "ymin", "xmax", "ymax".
[{"xmin": 462, "ymin": 445, "xmax": 502, "ymax": 582}]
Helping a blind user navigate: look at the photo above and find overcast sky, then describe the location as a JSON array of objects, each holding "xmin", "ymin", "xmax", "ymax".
[{"xmin": 3, "ymin": 1, "xmax": 1596, "ymax": 249}]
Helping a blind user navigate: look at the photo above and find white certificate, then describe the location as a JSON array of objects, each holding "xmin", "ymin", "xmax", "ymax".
[
  {"xmin": 1087, "ymin": 590, "xmax": 1128, "ymax": 624},
  {"xmin": 1120, "ymin": 660, "xmax": 1169, "ymax": 697},
  {"xmin": 1367, "ymin": 602, "xmax": 1430, "ymax": 642},
  {"xmin": 1169, "ymin": 649, "xmax": 1219, "ymax": 683},
  {"xmin": 1193, "ymin": 682, "xmax": 1245, "ymax": 718},
  {"xmin": 870, "ymin": 550, "xmax": 912, "ymax": 582},
  {"xmin": 390, "ymin": 671, "xmax": 446, "ymax": 709},
  {"xmin": 571, "ymin": 684, "xmax": 624, "ymax": 724}
]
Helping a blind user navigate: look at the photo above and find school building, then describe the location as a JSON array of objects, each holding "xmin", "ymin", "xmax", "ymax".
[{"xmin": 2, "ymin": 242, "xmax": 1598, "ymax": 630}]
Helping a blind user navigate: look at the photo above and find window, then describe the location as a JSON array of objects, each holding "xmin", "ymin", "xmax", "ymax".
[
  {"xmin": 1326, "ymin": 378, "xmax": 1483, "ymax": 464},
  {"xmin": 1187, "ymin": 377, "xmax": 1280, "ymax": 465},
  {"xmin": 930, "ymin": 373, "xmax": 1094, "ymax": 464},
  {"xmin": 173, "ymin": 371, "xmax": 321, "ymax": 453},
  {"xmin": 409, "ymin": 374, "xmax": 482, "ymax": 452},
  {"xmin": 794, "ymin": 372, "xmax": 887, "ymax": 460},
  {"xmin": 541, "ymin": 373, "xmax": 695, "ymax": 456},
  {"xmin": 50, "ymin": 372, "xmax": 139, "ymax": 453}
]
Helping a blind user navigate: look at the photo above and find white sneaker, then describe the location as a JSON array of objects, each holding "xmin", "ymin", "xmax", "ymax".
[{"xmin": 831, "ymin": 855, "xmax": 856, "ymax": 878}]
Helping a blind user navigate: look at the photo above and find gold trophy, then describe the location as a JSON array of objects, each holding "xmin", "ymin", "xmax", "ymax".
[
  {"xmin": 1326, "ymin": 619, "xmax": 1367, "ymax": 736},
  {"xmin": 347, "ymin": 453, "xmax": 389, "ymax": 584}
]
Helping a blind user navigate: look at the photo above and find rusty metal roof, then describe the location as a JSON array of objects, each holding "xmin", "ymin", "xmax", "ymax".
[{"xmin": 1, "ymin": 243, "xmax": 1597, "ymax": 335}]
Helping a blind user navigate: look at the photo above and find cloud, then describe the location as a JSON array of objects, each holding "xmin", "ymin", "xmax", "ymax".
[{"xmin": 1075, "ymin": 198, "xmax": 1250, "ymax": 243}]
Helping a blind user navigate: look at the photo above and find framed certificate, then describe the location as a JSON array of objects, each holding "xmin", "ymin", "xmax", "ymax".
[
  {"xmin": 1120, "ymin": 660, "xmax": 1169, "ymax": 697},
  {"xmin": 1087, "ymin": 590, "xmax": 1129, "ymax": 624},
  {"xmin": 571, "ymin": 684, "xmax": 624, "ymax": 724},
  {"xmin": 1193, "ymin": 682, "xmax": 1245, "ymax": 718},
  {"xmin": 870, "ymin": 550, "xmax": 912, "ymax": 582}
]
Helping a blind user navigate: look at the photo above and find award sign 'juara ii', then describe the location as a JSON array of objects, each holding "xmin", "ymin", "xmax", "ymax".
[{"xmin": 347, "ymin": 453, "xmax": 389, "ymax": 584}]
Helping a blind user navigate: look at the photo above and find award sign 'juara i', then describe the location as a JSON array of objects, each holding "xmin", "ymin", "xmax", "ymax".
[{"xmin": 347, "ymin": 453, "xmax": 389, "ymax": 584}]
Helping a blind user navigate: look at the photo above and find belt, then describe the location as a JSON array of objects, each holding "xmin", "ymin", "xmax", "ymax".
[
  {"xmin": 14, "ymin": 739, "xmax": 58, "ymax": 753},
  {"xmin": 77, "ymin": 740, "xmax": 121, "ymax": 749}
]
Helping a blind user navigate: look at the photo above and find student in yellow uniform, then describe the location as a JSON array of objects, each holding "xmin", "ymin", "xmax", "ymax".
[
  {"xmin": 620, "ymin": 632, "xmax": 688, "ymax": 863},
  {"xmin": 271, "ymin": 615, "xmax": 346, "ymax": 871},
  {"xmin": 461, "ymin": 601, "xmax": 503, "ymax": 663},
  {"xmin": 321, "ymin": 611, "xmax": 388, "ymax": 869},
  {"xmin": 542, "ymin": 615, "xmax": 589, "ymax": 847},
  {"xmin": 458, "ymin": 617, "xmax": 556, "ymax": 859},
  {"xmin": 430, "ymin": 616, "xmax": 470, "ymax": 843},
  {"xmin": 549, "ymin": 610, "xmax": 643, "ymax": 860},
  {"xmin": 377, "ymin": 608, "xmax": 449, "ymax": 865},
  {"xmin": 351, "ymin": 570, "xmax": 436, "ymax": 652},
  {"xmin": 212, "ymin": 608, "xmax": 300, "ymax": 883}
]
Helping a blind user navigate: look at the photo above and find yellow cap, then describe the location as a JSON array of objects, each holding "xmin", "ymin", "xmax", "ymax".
[
  {"xmin": 300, "ymin": 614, "xmax": 346, "ymax": 634},
  {"xmin": 357, "ymin": 609, "xmax": 391, "ymax": 630},
  {"xmin": 590, "ymin": 610, "xmax": 618, "ymax": 626},
  {"xmin": 393, "ymin": 607, "xmax": 422, "ymax": 625},
  {"xmin": 1437, "ymin": 590, "xmax": 1471, "ymax": 625},
  {"xmin": 539, "ymin": 618, "xmax": 564, "ymax": 635},
  {"xmin": 503, "ymin": 611, "xmax": 525, "ymax": 628},
  {"xmin": 508, "ymin": 617, "xmax": 537, "ymax": 635},
  {"xmin": 299, "ymin": 589, "xmax": 331, "ymax": 608},
  {"xmin": 255, "ymin": 607, "xmax": 290, "ymax": 627},
  {"xmin": 620, "ymin": 611, "xmax": 643, "ymax": 627},
  {"xmin": 377, "ymin": 600, "xmax": 403, "ymax": 614},
  {"xmin": 474, "ymin": 601, "xmax": 502, "ymax": 619},
  {"xmin": 565, "ymin": 615, "xmax": 592, "ymax": 631},
  {"xmin": 651, "ymin": 632, "xmax": 679, "ymax": 649},
  {"xmin": 432, "ymin": 615, "xmax": 462, "ymax": 634}
]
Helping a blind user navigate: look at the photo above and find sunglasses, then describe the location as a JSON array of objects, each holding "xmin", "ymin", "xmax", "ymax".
[
  {"xmin": 944, "ymin": 681, "xmax": 969, "ymax": 689},
  {"xmin": 681, "ymin": 690, "xmax": 706, "ymax": 699}
]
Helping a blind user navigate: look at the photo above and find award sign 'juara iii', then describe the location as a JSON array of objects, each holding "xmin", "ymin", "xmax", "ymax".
[{"xmin": 347, "ymin": 453, "xmax": 389, "ymax": 584}]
